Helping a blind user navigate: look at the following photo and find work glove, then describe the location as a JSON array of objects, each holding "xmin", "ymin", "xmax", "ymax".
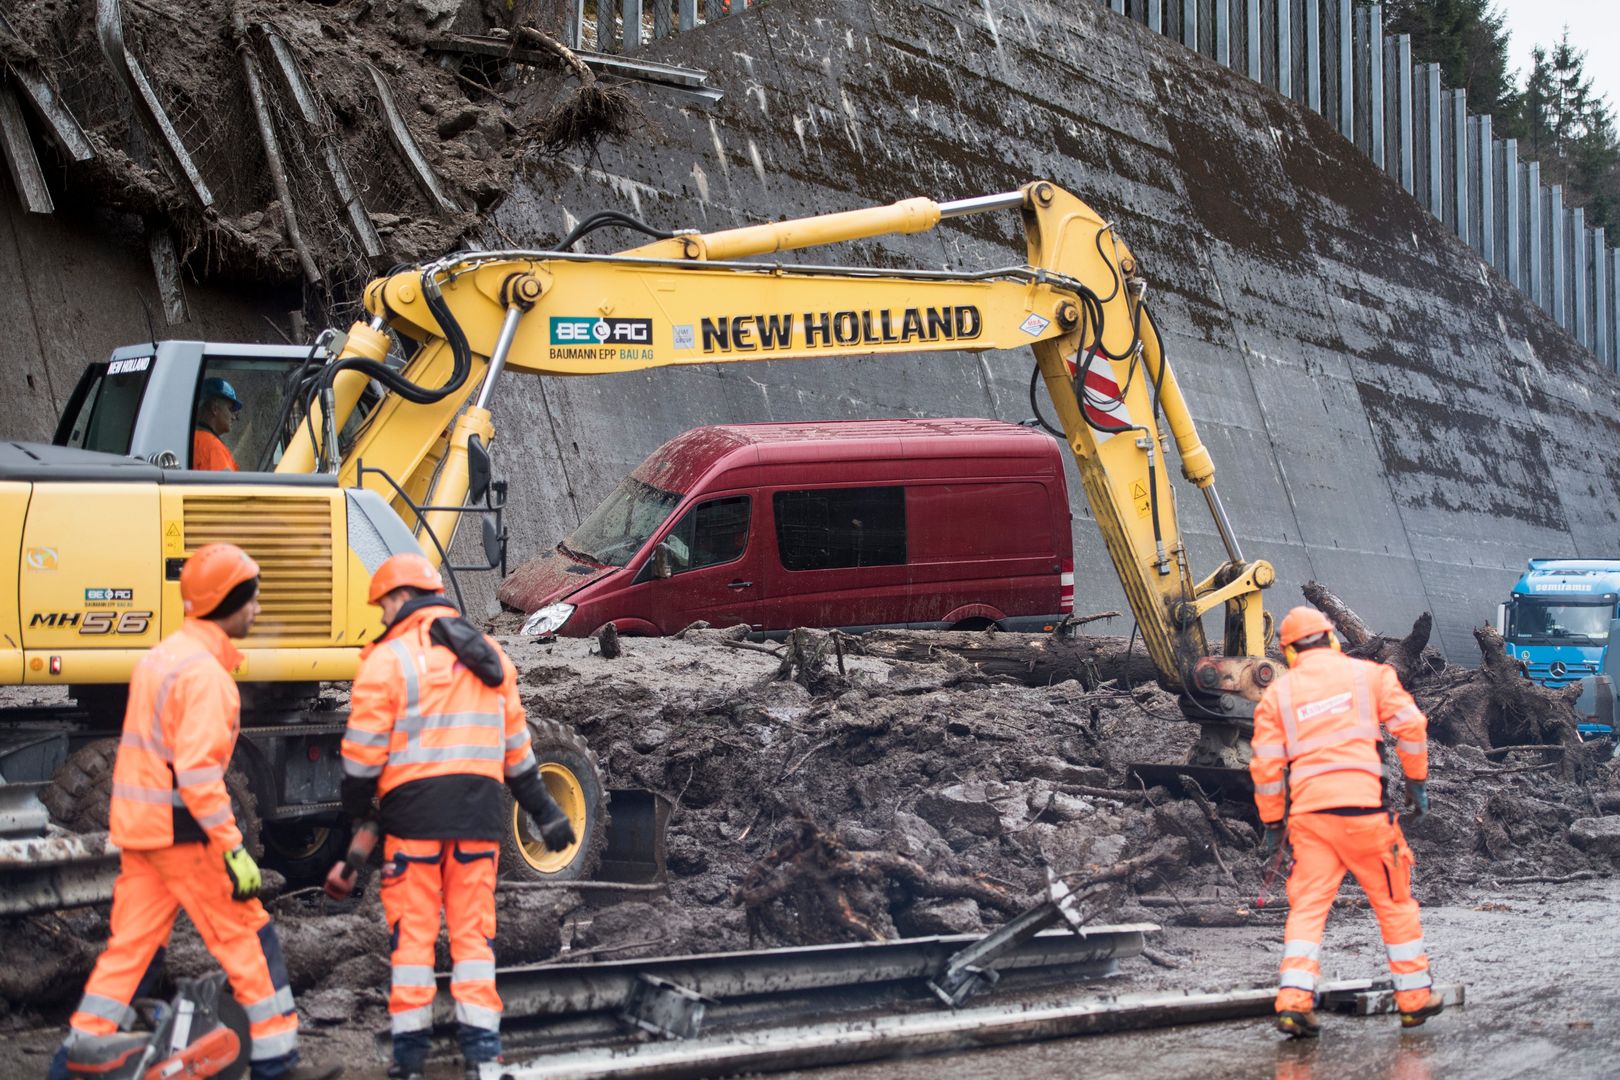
[
  {"xmin": 1261, "ymin": 823, "xmax": 1286, "ymax": 858},
  {"xmin": 1404, "ymin": 779, "xmax": 1430, "ymax": 821},
  {"xmin": 535, "ymin": 804, "xmax": 576, "ymax": 853},
  {"xmin": 223, "ymin": 845, "xmax": 262, "ymax": 901}
]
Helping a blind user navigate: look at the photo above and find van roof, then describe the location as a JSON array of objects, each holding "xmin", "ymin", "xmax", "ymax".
[{"xmin": 631, "ymin": 418, "xmax": 1056, "ymax": 492}]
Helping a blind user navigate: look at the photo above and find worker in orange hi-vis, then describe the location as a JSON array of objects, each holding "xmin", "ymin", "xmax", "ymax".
[
  {"xmin": 192, "ymin": 377, "xmax": 242, "ymax": 471},
  {"xmin": 339, "ymin": 553, "xmax": 575, "ymax": 1080},
  {"xmin": 49, "ymin": 544, "xmax": 341, "ymax": 1080},
  {"xmin": 1251, "ymin": 606, "xmax": 1443, "ymax": 1039}
]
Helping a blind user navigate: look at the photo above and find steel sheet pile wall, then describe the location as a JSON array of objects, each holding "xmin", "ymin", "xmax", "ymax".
[{"xmin": 486, "ymin": 0, "xmax": 1620, "ymax": 658}]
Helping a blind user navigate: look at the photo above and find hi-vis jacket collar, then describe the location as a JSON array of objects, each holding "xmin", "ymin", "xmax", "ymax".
[{"xmin": 179, "ymin": 616, "xmax": 243, "ymax": 674}]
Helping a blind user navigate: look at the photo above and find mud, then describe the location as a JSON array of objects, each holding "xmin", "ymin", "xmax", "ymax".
[{"xmin": 0, "ymin": 619, "xmax": 1614, "ymax": 1069}]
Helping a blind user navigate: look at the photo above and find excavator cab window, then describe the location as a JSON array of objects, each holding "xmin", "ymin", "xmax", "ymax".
[
  {"xmin": 193, "ymin": 357, "xmax": 318, "ymax": 472},
  {"xmin": 55, "ymin": 359, "xmax": 153, "ymax": 454}
]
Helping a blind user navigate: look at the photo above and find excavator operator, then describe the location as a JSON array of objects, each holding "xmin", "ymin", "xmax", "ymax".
[
  {"xmin": 339, "ymin": 554, "xmax": 576, "ymax": 1080},
  {"xmin": 193, "ymin": 377, "xmax": 242, "ymax": 471},
  {"xmin": 50, "ymin": 544, "xmax": 341, "ymax": 1080},
  {"xmin": 1251, "ymin": 607, "xmax": 1444, "ymax": 1039}
]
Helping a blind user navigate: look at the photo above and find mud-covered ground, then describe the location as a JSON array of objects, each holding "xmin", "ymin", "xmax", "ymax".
[{"xmin": 1, "ymin": 625, "xmax": 1616, "ymax": 1075}]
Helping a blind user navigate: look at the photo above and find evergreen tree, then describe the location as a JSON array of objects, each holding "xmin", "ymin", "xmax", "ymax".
[
  {"xmin": 1517, "ymin": 31, "xmax": 1620, "ymax": 233},
  {"xmin": 1382, "ymin": 0, "xmax": 1518, "ymax": 118}
]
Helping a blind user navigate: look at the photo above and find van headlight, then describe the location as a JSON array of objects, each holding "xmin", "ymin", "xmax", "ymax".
[{"xmin": 521, "ymin": 602, "xmax": 575, "ymax": 637}]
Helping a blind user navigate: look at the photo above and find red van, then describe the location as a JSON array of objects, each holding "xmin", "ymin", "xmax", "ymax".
[{"xmin": 497, "ymin": 418, "xmax": 1075, "ymax": 637}]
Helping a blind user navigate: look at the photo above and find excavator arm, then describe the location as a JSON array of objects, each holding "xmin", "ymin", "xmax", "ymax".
[{"xmin": 279, "ymin": 180, "xmax": 1276, "ymax": 741}]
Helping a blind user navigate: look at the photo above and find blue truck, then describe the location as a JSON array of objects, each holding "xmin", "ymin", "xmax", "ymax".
[{"xmin": 1500, "ymin": 559, "xmax": 1620, "ymax": 737}]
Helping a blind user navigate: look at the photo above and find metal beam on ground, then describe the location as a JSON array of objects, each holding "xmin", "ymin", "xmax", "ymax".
[{"xmin": 494, "ymin": 980, "xmax": 1466, "ymax": 1079}]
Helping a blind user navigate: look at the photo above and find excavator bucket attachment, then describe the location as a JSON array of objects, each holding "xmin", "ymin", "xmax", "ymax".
[{"xmin": 600, "ymin": 788, "xmax": 669, "ymax": 883}]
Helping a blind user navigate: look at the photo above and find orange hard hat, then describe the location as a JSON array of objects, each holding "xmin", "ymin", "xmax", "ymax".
[
  {"xmin": 181, "ymin": 543, "xmax": 261, "ymax": 617},
  {"xmin": 1278, "ymin": 606, "xmax": 1335, "ymax": 648},
  {"xmin": 368, "ymin": 553, "xmax": 444, "ymax": 604}
]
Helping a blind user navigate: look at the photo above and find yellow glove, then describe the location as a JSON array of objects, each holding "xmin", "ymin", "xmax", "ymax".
[{"xmin": 223, "ymin": 845, "xmax": 262, "ymax": 901}]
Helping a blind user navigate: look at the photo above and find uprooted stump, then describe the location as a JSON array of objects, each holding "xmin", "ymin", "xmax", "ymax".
[
  {"xmin": 1303, "ymin": 581, "xmax": 1446, "ymax": 687},
  {"xmin": 734, "ymin": 818, "xmax": 1022, "ymax": 945},
  {"xmin": 773, "ymin": 628, "xmax": 852, "ymax": 696},
  {"xmin": 1419, "ymin": 627, "xmax": 1587, "ymax": 767}
]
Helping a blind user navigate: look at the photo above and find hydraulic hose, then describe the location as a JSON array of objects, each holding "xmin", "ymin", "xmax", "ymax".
[{"xmin": 557, "ymin": 210, "xmax": 676, "ymax": 251}]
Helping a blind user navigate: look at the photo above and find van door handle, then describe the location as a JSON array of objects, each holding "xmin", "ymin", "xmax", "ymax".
[{"xmin": 727, "ymin": 580, "xmax": 753, "ymax": 590}]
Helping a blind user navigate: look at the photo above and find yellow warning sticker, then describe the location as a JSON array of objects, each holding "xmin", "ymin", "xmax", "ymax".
[
  {"xmin": 164, "ymin": 521, "xmax": 182, "ymax": 553},
  {"xmin": 1132, "ymin": 481, "xmax": 1151, "ymax": 519}
]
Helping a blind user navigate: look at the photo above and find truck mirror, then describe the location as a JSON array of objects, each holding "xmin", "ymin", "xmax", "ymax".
[
  {"xmin": 468, "ymin": 435, "xmax": 492, "ymax": 504},
  {"xmin": 482, "ymin": 516, "xmax": 506, "ymax": 574},
  {"xmin": 1496, "ymin": 603, "xmax": 1507, "ymax": 636}
]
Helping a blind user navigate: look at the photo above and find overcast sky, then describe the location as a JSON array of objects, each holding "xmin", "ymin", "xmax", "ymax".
[{"xmin": 1497, "ymin": 1, "xmax": 1620, "ymax": 108}]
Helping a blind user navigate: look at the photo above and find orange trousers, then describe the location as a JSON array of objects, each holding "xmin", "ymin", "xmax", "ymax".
[
  {"xmin": 69, "ymin": 844, "xmax": 298, "ymax": 1065},
  {"xmin": 380, "ymin": 837, "xmax": 501, "ymax": 1038},
  {"xmin": 1278, "ymin": 811, "xmax": 1432, "ymax": 1013}
]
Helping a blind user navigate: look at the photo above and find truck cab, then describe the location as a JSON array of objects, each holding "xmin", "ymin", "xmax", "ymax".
[{"xmin": 1500, "ymin": 558, "xmax": 1620, "ymax": 737}]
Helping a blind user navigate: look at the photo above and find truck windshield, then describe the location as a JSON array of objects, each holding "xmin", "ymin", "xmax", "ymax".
[
  {"xmin": 563, "ymin": 477, "xmax": 682, "ymax": 567},
  {"xmin": 1507, "ymin": 601, "xmax": 1614, "ymax": 644}
]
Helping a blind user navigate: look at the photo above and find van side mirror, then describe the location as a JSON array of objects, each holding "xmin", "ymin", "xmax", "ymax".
[
  {"xmin": 1495, "ymin": 603, "xmax": 1507, "ymax": 636},
  {"xmin": 652, "ymin": 543, "xmax": 675, "ymax": 579}
]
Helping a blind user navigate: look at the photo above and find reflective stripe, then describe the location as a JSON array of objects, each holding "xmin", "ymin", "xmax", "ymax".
[
  {"xmin": 75, "ymin": 993, "xmax": 136, "ymax": 1028},
  {"xmin": 455, "ymin": 1000, "xmax": 501, "ymax": 1031},
  {"xmin": 119, "ymin": 729, "xmax": 173, "ymax": 762},
  {"xmin": 1276, "ymin": 676, "xmax": 1297, "ymax": 749},
  {"xmin": 1397, "ymin": 739, "xmax": 1426, "ymax": 756},
  {"xmin": 505, "ymin": 731, "xmax": 531, "ymax": 751},
  {"xmin": 1288, "ymin": 724, "xmax": 1379, "ymax": 755},
  {"xmin": 1386, "ymin": 938, "xmax": 1426, "ymax": 962},
  {"xmin": 193, "ymin": 805, "xmax": 234, "ymax": 830},
  {"xmin": 1391, "ymin": 970, "xmax": 1432, "ymax": 991},
  {"xmin": 453, "ymin": 959, "xmax": 497, "ymax": 982},
  {"xmin": 148, "ymin": 652, "xmax": 210, "ymax": 752},
  {"xmin": 391, "ymin": 1005, "xmax": 435, "ymax": 1034},
  {"xmin": 344, "ymin": 759, "xmax": 383, "ymax": 778},
  {"xmin": 387, "ymin": 640, "xmax": 420, "ymax": 724},
  {"xmin": 1289, "ymin": 761, "xmax": 1383, "ymax": 781},
  {"xmin": 1251, "ymin": 742, "xmax": 1287, "ymax": 759},
  {"xmin": 175, "ymin": 765, "xmax": 223, "ymax": 788},
  {"xmin": 1253, "ymin": 781, "xmax": 1286, "ymax": 796},
  {"xmin": 505, "ymin": 750, "xmax": 538, "ymax": 778},
  {"xmin": 342, "ymin": 728, "xmax": 391, "ymax": 748},
  {"xmin": 391, "ymin": 964, "xmax": 438, "ymax": 988},
  {"xmin": 1283, "ymin": 940, "xmax": 1321, "ymax": 961},
  {"xmin": 396, "ymin": 710, "xmax": 504, "ymax": 734},
  {"xmin": 112, "ymin": 782, "xmax": 180, "ymax": 806},
  {"xmin": 244, "ymin": 991, "xmax": 288, "ymax": 1024},
  {"xmin": 388, "ymin": 743, "xmax": 504, "ymax": 766},
  {"xmin": 249, "ymin": 1028, "xmax": 299, "ymax": 1061},
  {"xmin": 1393, "ymin": 704, "xmax": 1423, "ymax": 725},
  {"xmin": 1278, "ymin": 969, "xmax": 1317, "ymax": 991}
]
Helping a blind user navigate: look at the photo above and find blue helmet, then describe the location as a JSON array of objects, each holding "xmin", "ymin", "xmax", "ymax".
[{"xmin": 200, "ymin": 377, "xmax": 242, "ymax": 414}]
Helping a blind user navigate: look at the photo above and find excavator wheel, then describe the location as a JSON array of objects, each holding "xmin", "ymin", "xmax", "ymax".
[
  {"xmin": 500, "ymin": 719, "xmax": 608, "ymax": 883},
  {"xmin": 42, "ymin": 740, "xmax": 264, "ymax": 858}
]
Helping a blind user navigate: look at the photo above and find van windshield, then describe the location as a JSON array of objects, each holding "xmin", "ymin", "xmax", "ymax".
[
  {"xmin": 1508, "ymin": 600, "xmax": 1614, "ymax": 645},
  {"xmin": 563, "ymin": 477, "xmax": 683, "ymax": 567}
]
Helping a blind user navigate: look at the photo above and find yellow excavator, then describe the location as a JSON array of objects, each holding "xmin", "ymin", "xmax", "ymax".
[{"xmin": 0, "ymin": 180, "xmax": 1276, "ymax": 911}]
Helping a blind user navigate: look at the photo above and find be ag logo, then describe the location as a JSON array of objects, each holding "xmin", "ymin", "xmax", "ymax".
[{"xmin": 550, "ymin": 317, "xmax": 652, "ymax": 345}]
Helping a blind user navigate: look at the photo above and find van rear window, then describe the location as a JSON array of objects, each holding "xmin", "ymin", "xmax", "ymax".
[{"xmin": 774, "ymin": 487, "xmax": 906, "ymax": 571}]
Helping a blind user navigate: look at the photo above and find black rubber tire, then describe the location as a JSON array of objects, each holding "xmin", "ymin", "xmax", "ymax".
[
  {"xmin": 949, "ymin": 618, "xmax": 1000, "ymax": 632},
  {"xmin": 499, "ymin": 719, "xmax": 609, "ymax": 883},
  {"xmin": 261, "ymin": 819, "xmax": 348, "ymax": 883},
  {"xmin": 42, "ymin": 737, "xmax": 262, "ymax": 858}
]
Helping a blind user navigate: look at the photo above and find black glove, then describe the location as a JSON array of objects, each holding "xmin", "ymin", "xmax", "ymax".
[
  {"xmin": 1261, "ymin": 823, "xmax": 1287, "ymax": 858},
  {"xmin": 510, "ymin": 771, "xmax": 576, "ymax": 852},
  {"xmin": 1405, "ymin": 779, "xmax": 1430, "ymax": 821}
]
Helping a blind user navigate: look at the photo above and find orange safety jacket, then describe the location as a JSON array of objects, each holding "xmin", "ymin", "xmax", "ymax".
[
  {"xmin": 192, "ymin": 428, "xmax": 239, "ymax": 472},
  {"xmin": 109, "ymin": 618, "xmax": 244, "ymax": 851},
  {"xmin": 1249, "ymin": 647, "xmax": 1429, "ymax": 821},
  {"xmin": 341, "ymin": 600, "xmax": 535, "ymax": 839}
]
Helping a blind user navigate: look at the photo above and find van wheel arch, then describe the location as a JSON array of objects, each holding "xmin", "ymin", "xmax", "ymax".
[{"xmin": 944, "ymin": 604, "xmax": 1006, "ymax": 632}]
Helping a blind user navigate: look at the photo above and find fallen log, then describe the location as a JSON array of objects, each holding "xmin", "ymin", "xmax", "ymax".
[
  {"xmin": 1302, "ymin": 582, "xmax": 1445, "ymax": 687},
  {"xmin": 855, "ymin": 628, "xmax": 1159, "ymax": 690}
]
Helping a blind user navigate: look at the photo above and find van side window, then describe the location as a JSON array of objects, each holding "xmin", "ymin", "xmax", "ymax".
[
  {"xmin": 664, "ymin": 495, "xmax": 751, "ymax": 574},
  {"xmin": 773, "ymin": 487, "xmax": 906, "ymax": 571}
]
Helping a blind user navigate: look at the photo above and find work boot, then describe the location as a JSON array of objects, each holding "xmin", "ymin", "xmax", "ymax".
[
  {"xmin": 1399, "ymin": 993, "xmax": 1445, "ymax": 1028},
  {"xmin": 1276, "ymin": 1010, "xmax": 1321, "ymax": 1039}
]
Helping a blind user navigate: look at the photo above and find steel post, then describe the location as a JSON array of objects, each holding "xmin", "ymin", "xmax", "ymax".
[
  {"xmin": 1612, "ymin": 250, "xmax": 1620, "ymax": 371},
  {"xmin": 1594, "ymin": 228, "xmax": 1609, "ymax": 365},
  {"xmin": 1393, "ymin": 35, "xmax": 1412, "ymax": 193},
  {"xmin": 1503, "ymin": 139, "xmax": 1520, "ymax": 286},
  {"xmin": 1304, "ymin": 0, "xmax": 1320, "ymax": 110},
  {"xmin": 621, "ymin": 0, "xmax": 642, "ymax": 50},
  {"xmin": 1337, "ymin": 0, "xmax": 1353, "ymax": 139},
  {"xmin": 1549, "ymin": 186, "xmax": 1566, "ymax": 327},
  {"xmin": 1424, "ymin": 64, "xmax": 1442, "ymax": 216},
  {"xmin": 1277, "ymin": 0, "xmax": 1291, "ymax": 98},
  {"xmin": 1451, "ymin": 90, "xmax": 1467, "ymax": 243},
  {"xmin": 1216, "ymin": 0, "xmax": 1231, "ymax": 66},
  {"xmin": 1476, "ymin": 116, "xmax": 1493, "ymax": 265},
  {"xmin": 1247, "ymin": 0, "xmax": 1261, "ymax": 80},
  {"xmin": 1527, "ymin": 162, "xmax": 1543, "ymax": 306},
  {"xmin": 1573, "ymin": 209, "xmax": 1588, "ymax": 346},
  {"xmin": 1183, "ymin": 0, "xmax": 1198, "ymax": 49},
  {"xmin": 1148, "ymin": 0, "xmax": 1162, "ymax": 33},
  {"xmin": 678, "ymin": 0, "xmax": 696, "ymax": 31}
]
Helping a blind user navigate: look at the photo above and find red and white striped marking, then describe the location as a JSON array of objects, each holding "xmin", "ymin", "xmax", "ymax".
[{"xmin": 1067, "ymin": 350, "xmax": 1133, "ymax": 441}]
